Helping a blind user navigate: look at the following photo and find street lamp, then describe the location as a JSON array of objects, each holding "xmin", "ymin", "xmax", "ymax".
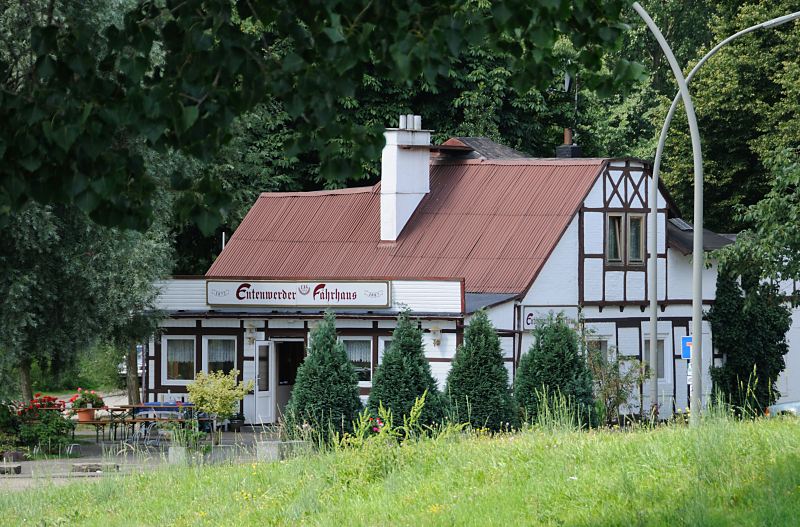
[
  {"xmin": 632, "ymin": 2, "xmax": 704, "ymax": 425},
  {"xmin": 640, "ymin": 4, "xmax": 800, "ymax": 423}
]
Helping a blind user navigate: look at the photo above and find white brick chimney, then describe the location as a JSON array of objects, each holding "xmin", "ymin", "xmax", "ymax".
[{"xmin": 380, "ymin": 114, "xmax": 431, "ymax": 241}]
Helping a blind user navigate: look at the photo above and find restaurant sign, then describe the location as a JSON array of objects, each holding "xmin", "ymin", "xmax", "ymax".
[{"xmin": 206, "ymin": 280, "xmax": 391, "ymax": 308}]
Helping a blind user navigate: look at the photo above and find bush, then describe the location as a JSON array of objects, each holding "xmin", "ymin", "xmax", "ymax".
[
  {"xmin": 19, "ymin": 410, "xmax": 75, "ymax": 454},
  {"xmin": 709, "ymin": 264, "xmax": 791, "ymax": 413},
  {"xmin": 446, "ymin": 311, "xmax": 517, "ymax": 431},
  {"xmin": 16, "ymin": 396, "xmax": 74, "ymax": 454},
  {"xmin": 516, "ymin": 313, "xmax": 595, "ymax": 426},
  {"xmin": 0, "ymin": 402, "xmax": 19, "ymax": 436},
  {"xmin": 188, "ymin": 370, "xmax": 253, "ymax": 421},
  {"xmin": 368, "ymin": 312, "xmax": 443, "ymax": 424},
  {"xmin": 285, "ymin": 312, "xmax": 361, "ymax": 442},
  {"xmin": 587, "ymin": 345, "xmax": 648, "ymax": 425}
]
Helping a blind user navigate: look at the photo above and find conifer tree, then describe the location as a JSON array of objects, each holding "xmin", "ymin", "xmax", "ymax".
[
  {"xmin": 285, "ymin": 312, "xmax": 361, "ymax": 440},
  {"xmin": 368, "ymin": 312, "xmax": 443, "ymax": 424},
  {"xmin": 515, "ymin": 313, "xmax": 595, "ymax": 425},
  {"xmin": 446, "ymin": 310, "xmax": 516, "ymax": 431},
  {"xmin": 709, "ymin": 261, "xmax": 791, "ymax": 412}
]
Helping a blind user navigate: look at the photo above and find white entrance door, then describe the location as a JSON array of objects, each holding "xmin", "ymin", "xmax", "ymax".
[{"xmin": 253, "ymin": 340, "xmax": 275, "ymax": 424}]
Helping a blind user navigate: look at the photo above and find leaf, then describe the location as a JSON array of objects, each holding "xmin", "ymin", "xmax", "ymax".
[
  {"xmin": 18, "ymin": 157, "xmax": 42, "ymax": 172},
  {"xmin": 181, "ymin": 105, "xmax": 200, "ymax": 132}
]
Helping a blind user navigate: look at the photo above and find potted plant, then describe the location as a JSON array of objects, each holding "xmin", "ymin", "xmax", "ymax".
[
  {"xmin": 228, "ymin": 412, "xmax": 245, "ymax": 433},
  {"xmin": 187, "ymin": 370, "xmax": 253, "ymax": 445},
  {"xmin": 166, "ymin": 420, "xmax": 206, "ymax": 464},
  {"xmin": 69, "ymin": 388, "xmax": 105, "ymax": 422}
]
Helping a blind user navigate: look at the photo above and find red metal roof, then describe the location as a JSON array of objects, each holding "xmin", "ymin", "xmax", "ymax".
[{"xmin": 206, "ymin": 157, "xmax": 607, "ymax": 294}]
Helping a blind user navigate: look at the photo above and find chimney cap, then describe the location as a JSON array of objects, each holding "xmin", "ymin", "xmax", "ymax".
[{"xmin": 395, "ymin": 114, "xmax": 424, "ymax": 131}]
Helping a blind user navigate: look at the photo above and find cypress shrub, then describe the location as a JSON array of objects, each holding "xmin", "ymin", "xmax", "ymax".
[
  {"xmin": 446, "ymin": 310, "xmax": 517, "ymax": 431},
  {"xmin": 515, "ymin": 312, "xmax": 595, "ymax": 425},
  {"xmin": 368, "ymin": 312, "xmax": 443, "ymax": 424},
  {"xmin": 285, "ymin": 312, "xmax": 361, "ymax": 441},
  {"xmin": 709, "ymin": 263, "xmax": 791, "ymax": 413}
]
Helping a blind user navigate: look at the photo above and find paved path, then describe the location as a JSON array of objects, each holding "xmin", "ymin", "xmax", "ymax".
[{"xmin": 1, "ymin": 430, "xmax": 271, "ymax": 492}]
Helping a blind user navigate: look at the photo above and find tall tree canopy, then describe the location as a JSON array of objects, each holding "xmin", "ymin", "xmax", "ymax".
[
  {"xmin": 0, "ymin": 0, "xmax": 642, "ymax": 232},
  {"xmin": 661, "ymin": 0, "xmax": 800, "ymax": 232},
  {"xmin": 0, "ymin": 203, "xmax": 171, "ymax": 400}
]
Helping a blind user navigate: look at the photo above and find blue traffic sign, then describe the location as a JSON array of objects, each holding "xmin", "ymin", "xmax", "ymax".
[{"xmin": 681, "ymin": 336, "xmax": 692, "ymax": 360}]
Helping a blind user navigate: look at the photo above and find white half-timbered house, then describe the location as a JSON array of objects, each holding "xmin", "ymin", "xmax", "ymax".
[{"xmin": 146, "ymin": 115, "xmax": 798, "ymax": 423}]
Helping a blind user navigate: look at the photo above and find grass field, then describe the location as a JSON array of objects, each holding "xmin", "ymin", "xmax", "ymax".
[{"xmin": 2, "ymin": 417, "xmax": 799, "ymax": 526}]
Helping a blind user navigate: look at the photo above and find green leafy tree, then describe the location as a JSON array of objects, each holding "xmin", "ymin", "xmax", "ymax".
[
  {"xmin": 285, "ymin": 312, "xmax": 361, "ymax": 441},
  {"xmin": 709, "ymin": 256, "xmax": 791, "ymax": 412},
  {"xmin": 0, "ymin": 0, "xmax": 641, "ymax": 231},
  {"xmin": 661, "ymin": 1, "xmax": 800, "ymax": 232},
  {"xmin": 368, "ymin": 312, "xmax": 443, "ymax": 424},
  {"xmin": 446, "ymin": 311, "xmax": 516, "ymax": 431},
  {"xmin": 0, "ymin": 203, "xmax": 171, "ymax": 400},
  {"xmin": 516, "ymin": 313, "xmax": 595, "ymax": 425},
  {"xmin": 733, "ymin": 157, "xmax": 800, "ymax": 281}
]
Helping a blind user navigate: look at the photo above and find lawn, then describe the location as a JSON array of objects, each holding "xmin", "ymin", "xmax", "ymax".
[{"xmin": 2, "ymin": 417, "xmax": 799, "ymax": 526}]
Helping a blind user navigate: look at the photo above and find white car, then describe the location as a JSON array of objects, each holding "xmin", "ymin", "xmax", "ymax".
[
  {"xmin": 118, "ymin": 345, "xmax": 144, "ymax": 380},
  {"xmin": 765, "ymin": 401, "xmax": 800, "ymax": 417}
]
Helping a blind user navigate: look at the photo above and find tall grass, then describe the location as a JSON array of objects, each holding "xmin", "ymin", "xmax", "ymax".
[{"xmin": 3, "ymin": 414, "xmax": 799, "ymax": 526}]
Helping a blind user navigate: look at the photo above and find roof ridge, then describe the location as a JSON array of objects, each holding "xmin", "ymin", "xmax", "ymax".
[
  {"xmin": 431, "ymin": 158, "xmax": 607, "ymax": 166},
  {"xmin": 259, "ymin": 184, "xmax": 377, "ymax": 198}
]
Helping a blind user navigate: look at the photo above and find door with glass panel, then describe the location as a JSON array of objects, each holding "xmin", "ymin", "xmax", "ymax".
[{"xmin": 253, "ymin": 341, "xmax": 275, "ymax": 424}]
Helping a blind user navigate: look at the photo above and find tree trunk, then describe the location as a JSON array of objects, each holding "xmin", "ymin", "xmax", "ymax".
[
  {"xmin": 19, "ymin": 359, "xmax": 33, "ymax": 401},
  {"xmin": 126, "ymin": 342, "xmax": 141, "ymax": 405}
]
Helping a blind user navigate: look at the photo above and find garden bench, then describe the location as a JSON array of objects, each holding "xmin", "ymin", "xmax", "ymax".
[
  {"xmin": 71, "ymin": 463, "xmax": 119, "ymax": 473},
  {"xmin": 0, "ymin": 464, "xmax": 21, "ymax": 475}
]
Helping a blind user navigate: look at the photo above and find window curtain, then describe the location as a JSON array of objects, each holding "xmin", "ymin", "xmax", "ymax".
[
  {"xmin": 167, "ymin": 339, "xmax": 194, "ymax": 380},
  {"xmin": 345, "ymin": 340, "xmax": 371, "ymax": 362},
  {"xmin": 345, "ymin": 340, "xmax": 371, "ymax": 382},
  {"xmin": 208, "ymin": 339, "xmax": 235, "ymax": 374}
]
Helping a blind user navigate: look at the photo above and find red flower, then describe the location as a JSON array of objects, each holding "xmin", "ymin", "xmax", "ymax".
[
  {"xmin": 90, "ymin": 390, "xmax": 96, "ymax": 394},
  {"xmin": 372, "ymin": 427, "xmax": 379, "ymax": 432},
  {"xmin": 34, "ymin": 392, "xmax": 42, "ymax": 398},
  {"xmin": 77, "ymin": 387, "xmax": 82, "ymax": 392}
]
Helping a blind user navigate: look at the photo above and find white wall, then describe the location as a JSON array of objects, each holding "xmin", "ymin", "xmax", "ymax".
[
  {"xmin": 778, "ymin": 309, "xmax": 800, "ymax": 403},
  {"xmin": 524, "ymin": 216, "xmax": 579, "ymax": 306}
]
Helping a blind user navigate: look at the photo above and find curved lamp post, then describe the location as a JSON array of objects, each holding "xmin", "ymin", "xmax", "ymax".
[
  {"xmin": 632, "ymin": 2, "xmax": 705, "ymax": 425},
  {"xmin": 641, "ymin": 6, "xmax": 800, "ymax": 423}
]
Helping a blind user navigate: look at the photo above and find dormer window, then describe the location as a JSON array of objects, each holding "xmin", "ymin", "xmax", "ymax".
[{"xmin": 606, "ymin": 213, "xmax": 645, "ymax": 266}]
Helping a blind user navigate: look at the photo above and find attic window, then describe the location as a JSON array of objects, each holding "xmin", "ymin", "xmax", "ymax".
[
  {"xmin": 607, "ymin": 214, "xmax": 623, "ymax": 263},
  {"xmin": 628, "ymin": 215, "xmax": 644, "ymax": 264},
  {"xmin": 606, "ymin": 213, "xmax": 645, "ymax": 266}
]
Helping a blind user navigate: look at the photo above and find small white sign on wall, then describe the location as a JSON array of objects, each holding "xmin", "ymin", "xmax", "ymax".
[{"xmin": 522, "ymin": 305, "xmax": 580, "ymax": 330}]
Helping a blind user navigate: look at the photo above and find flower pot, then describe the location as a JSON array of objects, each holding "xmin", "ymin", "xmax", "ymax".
[
  {"xmin": 255, "ymin": 440, "xmax": 311, "ymax": 462},
  {"xmin": 76, "ymin": 408, "xmax": 96, "ymax": 422},
  {"xmin": 255, "ymin": 440, "xmax": 281, "ymax": 462},
  {"xmin": 168, "ymin": 446, "xmax": 189, "ymax": 464},
  {"xmin": 228, "ymin": 420, "xmax": 243, "ymax": 433}
]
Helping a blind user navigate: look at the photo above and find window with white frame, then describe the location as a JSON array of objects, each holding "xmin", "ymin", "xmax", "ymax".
[
  {"xmin": 643, "ymin": 339, "xmax": 665, "ymax": 380},
  {"xmin": 342, "ymin": 338, "xmax": 372, "ymax": 383},
  {"xmin": 165, "ymin": 338, "xmax": 195, "ymax": 381},
  {"xmin": 606, "ymin": 212, "xmax": 645, "ymax": 266},
  {"xmin": 206, "ymin": 337, "xmax": 236, "ymax": 374}
]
